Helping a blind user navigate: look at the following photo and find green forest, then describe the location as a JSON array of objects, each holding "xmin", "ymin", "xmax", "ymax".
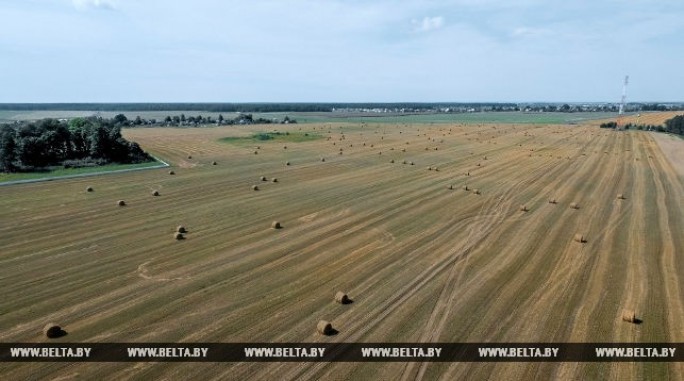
[{"xmin": 0, "ymin": 117, "xmax": 151, "ymax": 173}]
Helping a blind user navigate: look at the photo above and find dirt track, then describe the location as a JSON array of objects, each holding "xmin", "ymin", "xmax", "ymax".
[{"xmin": 1, "ymin": 119, "xmax": 683, "ymax": 380}]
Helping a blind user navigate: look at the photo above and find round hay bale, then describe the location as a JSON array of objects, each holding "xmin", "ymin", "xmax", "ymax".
[
  {"xmin": 570, "ymin": 202, "xmax": 579, "ymax": 209},
  {"xmin": 86, "ymin": 186, "xmax": 94, "ymax": 192},
  {"xmin": 448, "ymin": 184, "xmax": 454, "ymax": 190},
  {"xmin": 410, "ymin": 161, "xmax": 414, "ymax": 165},
  {"xmin": 260, "ymin": 176, "xmax": 267, "ymax": 181},
  {"xmin": 548, "ymin": 198, "xmax": 557, "ymax": 204},
  {"xmin": 434, "ymin": 167, "xmax": 438, "ymax": 171},
  {"xmin": 43, "ymin": 323, "xmax": 63, "ymax": 339},
  {"xmin": 574, "ymin": 234, "xmax": 586, "ymax": 243},
  {"xmin": 402, "ymin": 160, "xmax": 407, "ymax": 164},
  {"xmin": 335, "ymin": 291, "xmax": 350, "ymax": 304},
  {"xmin": 272, "ymin": 178, "xmax": 278, "ymax": 183},
  {"xmin": 169, "ymin": 170, "xmax": 175, "ymax": 175},
  {"xmin": 317, "ymin": 320, "xmax": 333, "ymax": 335},
  {"xmin": 520, "ymin": 205, "xmax": 528, "ymax": 212},
  {"xmin": 177, "ymin": 225, "xmax": 187, "ymax": 233},
  {"xmin": 271, "ymin": 221, "xmax": 282, "ymax": 229},
  {"xmin": 427, "ymin": 166, "xmax": 432, "ymax": 171},
  {"xmin": 152, "ymin": 190, "xmax": 160, "ymax": 196},
  {"xmin": 472, "ymin": 189, "xmax": 480, "ymax": 195},
  {"xmin": 285, "ymin": 161, "xmax": 290, "ymax": 166},
  {"xmin": 254, "ymin": 151, "xmax": 258, "ymax": 155},
  {"xmin": 174, "ymin": 232, "xmax": 185, "ymax": 240},
  {"xmin": 463, "ymin": 185, "xmax": 469, "ymax": 191},
  {"xmin": 252, "ymin": 185, "xmax": 259, "ymax": 191},
  {"xmin": 617, "ymin": 194, "xmax": 625, "ymax": 200},
  {"xmin": 117, "ymin": 200, "xmax": 126, "ymax": 207},
  {"xmin": 212, "ymin": 161, "xmax": 217, "ymax": 165},
  {"xmin": 187, "ymin": 155, "xmax": 192, "ymax": 159},
  {"xmin": 283, "ymin": 145, "xmax": 287, "ymax": 149},
  {"xmin": 622, "ymin": 309, "xmax": 636, "ymax": 323},
  {"xmin": 321, "ymin": 157, "xmax": 325, "ymax": 162}
]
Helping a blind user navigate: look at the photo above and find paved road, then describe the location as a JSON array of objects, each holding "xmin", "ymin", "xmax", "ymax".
[{"xmin": 0, "ymin": 157, "xmax": 170, "ymax": 187}]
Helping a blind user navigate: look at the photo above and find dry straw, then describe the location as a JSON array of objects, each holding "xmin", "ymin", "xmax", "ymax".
[
  {"xmin": 317, "ymin": 320, "xmax": 334, "ymax": 335},
  {"xmin": 621, "ymin": 309, "xmax": 636, "ymax": 323},
  {"xmin": 335, "ymin": 291, "xmax": 350, "ymax": 304}
]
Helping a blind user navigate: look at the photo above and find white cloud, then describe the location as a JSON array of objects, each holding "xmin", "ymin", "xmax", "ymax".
[
  {"xmin": 412, "ymin": 16, "xmax": 445, "ymax": 32},
  {"xmin": 72, "ymin": 0, "xmax": 116, "ymax": 10}
]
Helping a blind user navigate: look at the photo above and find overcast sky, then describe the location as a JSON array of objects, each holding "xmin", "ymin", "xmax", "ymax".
[{"xmin": 1, "ymin": 0, "xmax": 682, "ymax": 102}]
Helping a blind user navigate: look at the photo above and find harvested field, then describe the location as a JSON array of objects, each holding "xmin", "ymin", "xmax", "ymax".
[{"xmin": 1, "ymin": 118, "xmax": 684, "ymax": 380}]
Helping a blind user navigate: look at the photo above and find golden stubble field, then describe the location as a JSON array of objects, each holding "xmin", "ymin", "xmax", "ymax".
[{"xmin": 1, "ymin": 117, "xmax": 684, "ymax": 380}]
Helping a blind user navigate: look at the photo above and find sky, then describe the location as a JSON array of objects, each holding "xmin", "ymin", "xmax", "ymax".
[{"xmin": 1, "ymin": 0, "xmax": 682, "ymax": 102}]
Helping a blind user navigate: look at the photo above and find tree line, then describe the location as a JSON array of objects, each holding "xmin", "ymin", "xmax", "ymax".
[
  {"xmin": 599, "ymin": 115, "xmax": 684, "ymax": 135},
  {"xmin": 2, "ymin": 102, "xmax": 682, "ymax": 114},
  {"xmin": 0, "ymin": 117, "xmax": 151, "ymax": 173}
]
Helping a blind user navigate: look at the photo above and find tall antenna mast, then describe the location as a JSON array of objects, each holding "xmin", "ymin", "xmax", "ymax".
[{"xmin": 617, "ymin": 75, "xmax": 629, "ymax": 130}]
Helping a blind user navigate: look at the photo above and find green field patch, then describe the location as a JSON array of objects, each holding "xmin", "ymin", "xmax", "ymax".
[
  {"xmin": 0, "ymin": 160, "xmax": 163, "ymax": 183},
  {"xmin": 219, "ymin": 131, "xmax": 323, "ymax": 145}
]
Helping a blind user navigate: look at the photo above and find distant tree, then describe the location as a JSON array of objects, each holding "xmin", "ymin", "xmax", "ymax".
[
  {"xmin": 560, "ymin": 104, "xmax": 571, "ymax": 112},
  {"xmin": 218, "ymin": 114, "xmax": 224, "ymax": 124},
  {"xmin": 0, "ymin": 125, "xmax": 18, "ymax": 172},
  {"xmin": 113, "ymin": 114, "xmax": 128, "ymax": 125},
  {"xmin": 134, "ymin": 116, "xmax": 143, "ymax": 125}
]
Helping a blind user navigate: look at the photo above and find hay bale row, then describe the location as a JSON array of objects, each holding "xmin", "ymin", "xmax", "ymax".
[
  {"xmin": 43, "ymin": 323, "xmax": 64, "ymax": 339},
  {"xmin": 335, "ymin": 291, "xmax": 350, "ymax": 304},
  {"xmin": 622, "ymin": 309, "xmax": 637, "ymax": 323},
  {"xmin": 317, "ymin": 320, "xmax": 333, "ymax": 335},
  {"xmin": 574, "ymin": 234, "xmax": 586, "ymax": 243}
]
